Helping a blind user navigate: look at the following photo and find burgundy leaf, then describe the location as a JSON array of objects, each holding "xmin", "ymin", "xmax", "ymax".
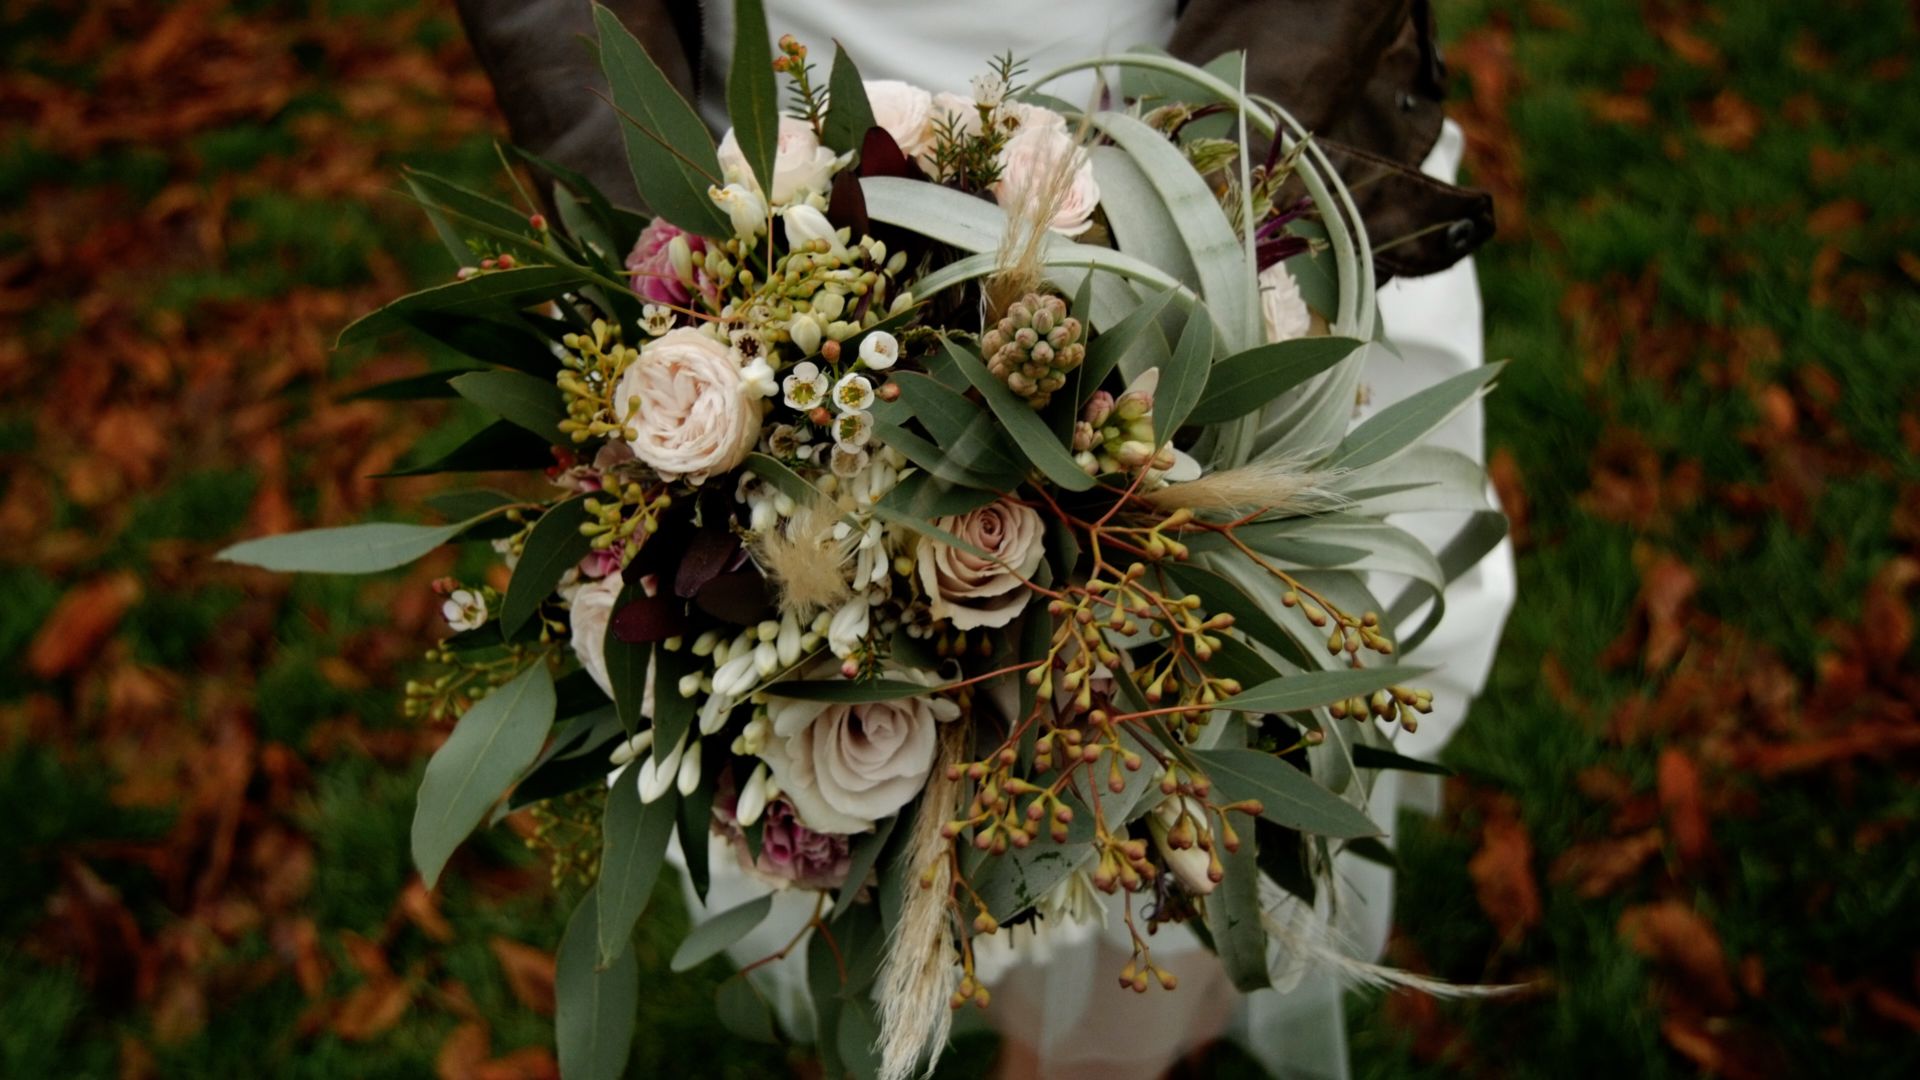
[
  {"xmin": 858, "ymin": 126, "xmax": 910, "ymax": 180},
  {"xmin": 610, "ymin": 594, "xmax": 689, "ymax": 643},
  {"xmin": 695, "ymin": 569, "xmax": 771, "ymax": 626},
  {"xmin": 827, "ymin": 170, "xmax": 870, "ymax": 238},
  {"xmin": 675, "ymin": 527, "xmax": 742, "ymax": 600}
]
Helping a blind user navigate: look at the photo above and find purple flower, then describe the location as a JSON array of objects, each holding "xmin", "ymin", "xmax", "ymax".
[
  {"xmin": 626, "ymin": 218, "xmax": 704, "ymax": 306},
  {"xmin": 753, "ymin": 798, "xmax": 852, "ymax": 890}
]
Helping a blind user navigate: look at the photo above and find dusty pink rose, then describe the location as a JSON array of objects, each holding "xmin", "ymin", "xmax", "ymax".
[
  {"xmin": 761, "ymin": 669, "xmax": 960, "ymax": 833},
  {"xmin": 614, "ymin": 328, "xmax": 759, "ymax": 484},
  {"xmin": 993, "ymin": 124, "xmax": 1100, "ymax": 237},
  {"xmin": 625, "ymin": 217, "xmax": 703, "ymax": 306},
  {"xmin": 916, "ymin": 498, "xmax": 1046, "ymax": 631}
]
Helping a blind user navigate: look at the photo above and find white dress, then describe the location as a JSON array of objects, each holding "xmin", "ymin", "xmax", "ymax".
[{"xmin": 677, "ymin": 5, "xmax": 1517, "ymax": 1077}]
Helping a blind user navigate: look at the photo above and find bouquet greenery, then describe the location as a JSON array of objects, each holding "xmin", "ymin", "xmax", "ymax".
[{"xmin": 221, "ymin": 3, "xmax": 1507, "ymax": 1077}]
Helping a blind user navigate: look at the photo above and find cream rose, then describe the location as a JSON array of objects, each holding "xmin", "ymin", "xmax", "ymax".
[
  {"xmin": 615, "ymin": 327, "xmax": 759, "ymax": 483},
  {"xmin": 567, "ymin": 575, "xmax": 655, "ymax": 716},
  {"xmin": 916, "ymin": 497, "xmax": 1045, "ymax": 631},
  {"xmin": 718, "ymin": 115, "xmax": 837, "ymax": 205},
  {"xmin": 760, "ymin": 669, "xmax": 960, "ymax": 833},
  {"xmin": 864, "ymin": 79, "xmax": 935, "ymax": 158},
  {"xmin": 1259, "ymin": 261, "xmax": 1313, "ymax": 342},
  {"xmin": 994, "ymin": 125, "xmax": 1100, "ymax": 237}
]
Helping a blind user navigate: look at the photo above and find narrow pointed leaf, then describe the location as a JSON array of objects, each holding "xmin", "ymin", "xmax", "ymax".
[
  {"xmin": 557, "ymin": 888, "xmax": 639, "ymax": 1080},
  {"xmin": 1331, "ymin": 362, "xmax": 1507, "ymax": 470},
  {"xmin": 1155, "ymin": 302, "xmax": 1213, "ymax": 437},
  {"xmin": 1186, "ymin": 337, "xmax": 1363, "ymax": 427},
  {"xmin": 944, "ymin": 340, "xmax": 1095, "ymax": 491},
  {"xmin": 726, "ymin": 0, "xmax": 779, "ymax": 197},
  {"xmin": 1215, "ymin": 665, "xmax": 1429, "ymax": 716},
  {"xmin": 597, "ymin": 774, "xmax": 677, "ymax": 966},
  {"xmin": 1188, "ymin": 748, "xmax": 1381, "ymax": 838},
  {"xmin": 219, "ymin": 517, "xmax": 480, "ymax": 575},
  {"xmin": 450, "ymin": 369, "xmax": 566, "ymax": 443},
  {"xmin": 501, "ymin": 496, "xmax": 594, "ymax": 638},
  {"xmin": 338, "ymin": 267, "xmax": 585, "ymax": 347},
  {"xmin": 378, "ymin": 419, "xmax": 556, "ymax": 477},
  {"xmin": 822, "ymin": 44, "xmax": 876, "ymax": 154},
  {"xmin": 671, "ymin": 894, "xmax": 775, "ymax": 972},
  {"xmin": 1351, "ymin": 744, "xmax": 1453, "ymax": 776},
  {"xmin": 412, "ymin": 663, "xmax": 556, "ymax": 887},
  {"xmin": 592, "ymin": 3, "xmax": 731, "ymax": 236}
]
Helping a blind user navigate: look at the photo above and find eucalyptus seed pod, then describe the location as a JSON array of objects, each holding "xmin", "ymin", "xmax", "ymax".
[{"xmin": 979, "ymin": 292, "xmax": 1086, "ymax": 408}]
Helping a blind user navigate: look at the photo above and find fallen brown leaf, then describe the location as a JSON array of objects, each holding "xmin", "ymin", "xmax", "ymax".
[
  {"xmin": 1551, "ymin": 828, "xmax": 1664, "ymax": 898},
  {"xmin": 399, "ymin": 878, "xmax": 457, "ymax": 943},
  {"xmin": 26, "ymin": 572, "xmax": 142, "ymax": 678},
  {"xmin": 489, "ymin": 937, "xmax": 557, "ymax": 1016},
  {"xmin": 437, "ymin": 1020, "xmax": 492, "ymax": 1080},
  {"xmin": 330, "ymin": 978, "xmax": 413, "ymax": 1041},
  {"xmin": 1619, "ymin": 900, "xmax": 1736, "ymax": 1013},
  {"xmin": 1468, "ymin": 807, "xmax": 1542, "ymax": 940},
  {"xmin": 1656, "ymin": 748, "xmax": 1711, "ymax": 864}
]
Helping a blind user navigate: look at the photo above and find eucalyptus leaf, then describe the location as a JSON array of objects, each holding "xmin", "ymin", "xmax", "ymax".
[
  {"xmin": 411, "ymin": 662, "xmax": 557, "ymax": 888},
  {"xmin": 1331, "ymin": 362, "xmax": 1507, "ymax": 470},
  {"xmin": 822, "ymin": 44, "xmax": 876, "ymax": 154},
  {"xmin": 887, "ymin": 370, "xmax": 1027, "ymax": 478},
  {"xmin": 1186, "ymin": 336, "xmax": 1362, "ymax": 427},
  {"xmin": 501, "ymin": 496, "xmax": 594, "ymax": 638},
  {"xmin": 1079, "ymin": 286, "xmax": 1177, "ymax": 398},
  {"xmin": 1155, "ymin": 301, "xmax": 1214, "ymax": 438},
  {"xmin": 597, "ymin": 773, "xmax": 677, "ymax": 967},
  {"xmin": 377, "ymin": 419, "xmax": 556, "ymax": 477},
  {"xmin": 726, "ymin": 0, "xmax": 780, "ymax": 198},
  {"xmin": 338, "ymin": 267, "xmax": 585, "ymax": 347},
  {"xmin": 450, "ymin": 368, "xmax": 567, "ymax": 443},
  {"xmin": 592, "ymin": 3, "xmax": 731, "ymax": 237},
  {"xmin": 1206, "ymin": 822, "xmax": 1271, "ymax": 991},
  {"xmin": 944, "ymin": 339, "xmax": 1095, "ymax": 491},
  {"xmin": 671, "ymin": 894, "xmax": 775, "ymax": 972},
  {"xmin": 341, "ymin": 368, "xmax": 472, "ymax": 402},
  {"xmin": 1188, "ymin": 748, "xmax": 1381, "ymax": 838},
  {"xmin": 715, "ymin": 977, "xmax": 780, "ymax": 1044},
  {"xmin": 219, "ymin": 515, "xmax": 487, "ymax": 575},
  {"xmin": 833, "ymin": 813, "xmax": 898, "ymax": 920},
  {"xmin": 1215, "ymin": 666, "xmax": 1428, "ymax": 717},
  {"xmin": 742, "ymin": 452, "xmax": 824, "ymax": 507},
  {"xmin": 556, "ymin": 888, "xmax": 639, "ymax": 1080},
  {"xmin": 1351, "ymin": 744, "xmax": 1453, "ymax": 776}
]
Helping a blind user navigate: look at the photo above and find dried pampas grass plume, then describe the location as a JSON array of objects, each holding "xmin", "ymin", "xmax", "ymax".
[
  {"xmin": 750, "ymin": 501, "xmax": 851, "ymax": 615},
  {"xmin": 1143, "ymin": 458, "xmax": 1347, "ymax": 516},
  {"xmin": 983, "ymin": 118, "xmax": 1094, "ymax": 323},
  {"xmin": 1259, "ymin": 880, "xmax": 1529, "ymax": 999},
  {"xmin": 874, "ymin": 726, "xmax": 965, "ymax": 1080}
]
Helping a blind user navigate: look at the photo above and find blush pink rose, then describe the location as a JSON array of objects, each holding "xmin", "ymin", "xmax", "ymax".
[
  {"xmin": 614, "ymin": 328, "xmax": 759, "ymax": 484},
  {"xmin": 993, "ymin": 124, "xmax": 1100, "ymax": 237}
]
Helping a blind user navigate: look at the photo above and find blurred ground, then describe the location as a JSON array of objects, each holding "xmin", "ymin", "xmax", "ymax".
[{"xmin": 1, "ymin": 1, "xmax": 1916, "ymax": 1078}]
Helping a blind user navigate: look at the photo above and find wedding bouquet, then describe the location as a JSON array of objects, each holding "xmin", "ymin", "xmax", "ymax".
[{"xmin": 221, "ymin": 3, "xmax": 1506, "ymax": 1077}]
